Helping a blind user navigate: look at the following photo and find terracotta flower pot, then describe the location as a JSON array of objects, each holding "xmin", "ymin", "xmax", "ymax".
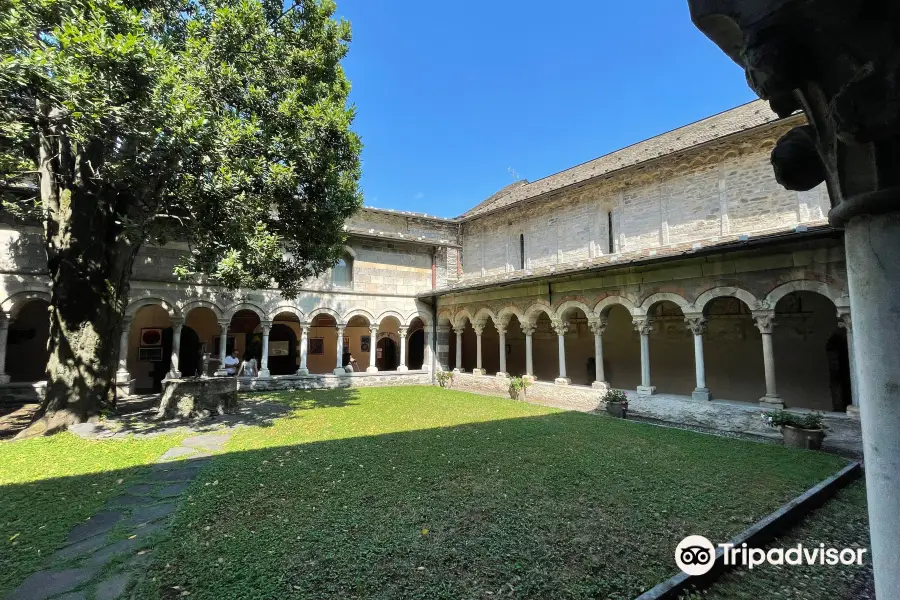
[
  {"xmin": 606, "ymin": 402, "xmax": 627, "ymax": 419},
  {"xmin": 782, "ymin": 425, "xmax": 825, "ymax": 450},
  {"xmin": 509, "ymin": 388, "xmax": 525, "ymax": 401}
]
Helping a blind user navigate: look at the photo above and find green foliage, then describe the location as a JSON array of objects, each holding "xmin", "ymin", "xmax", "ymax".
[
  {"xmin": 763, "ymin": 410, "xmax": 826, "ymax": 430},
  {"xmin": 435, "ymin": 370, "xmax": 453, "ymax": 388},
  {"xmin": 0, "ymin": 0, "xmax": 361, "ymax": 296},
  {"xmin": 602, "ymin": 388, "xmax": 628, "ymax": 404},
  {"xmin": 508, "ymin": 375, "xmax": 531, "ymax": 395}
]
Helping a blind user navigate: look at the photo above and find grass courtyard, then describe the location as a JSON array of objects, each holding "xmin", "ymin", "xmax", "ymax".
[{"xmin": 1, "ymin": 386, "xmax": 861, "ymax": 599}]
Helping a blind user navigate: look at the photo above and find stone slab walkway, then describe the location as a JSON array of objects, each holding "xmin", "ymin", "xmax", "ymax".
[{"xmin": 7, "ymin": 431, "xmax": 232, "ymax": 600}]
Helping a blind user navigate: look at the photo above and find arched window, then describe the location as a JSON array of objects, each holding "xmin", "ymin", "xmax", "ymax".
[
  {"xmin": 519, "ymin": 234, "xmax": 525, "ymax": 270},
  {"xmin": 331, "ymin": 252, "xmax": 353, "ymax": 288}
]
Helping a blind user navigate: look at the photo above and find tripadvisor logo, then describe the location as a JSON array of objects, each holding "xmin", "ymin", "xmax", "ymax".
[{"xmin": 675, "ymin": 535, "xmax": 868, "ymax": 576}]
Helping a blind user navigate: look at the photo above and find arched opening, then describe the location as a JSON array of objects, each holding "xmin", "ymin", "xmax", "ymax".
[
  {"xmin": 230, "ymin": 309, "xmax": 262, "ymax": 371},
  {"xmin": 601, "ymin": 305, "xmax": 640, "ymax": 390},
  {"xmin": 774, "ymin": 291, "xmax": 846, "ymax": 411},
  {"xmin": 531, "ymin": 311, "xmax": 558, "ymax": 383},
  {"xmin": 645, "ymin": 300, "xmax": 693, "ymax": 395},
  {"xmin": 345, "ymin": 315, "xmax": 372, "ymax": 371},
  {"xmin": 459, "ymin": 318, "xmax": 477, "ymax": 373},
  {"xmin": 559, "ymin": 306, "xmax": 593, "ymax": 386},
  {"xmin": 308, "ymin": 313, "xmax": 338, "ymax": 374},
  {"xmin": 702, "ymin": 297, "xmax": 764, "ymax": 403},
  {"xmin": 407, "ymin": 317, "xmax": 426, "ymax": 370},
  {"xmin": 128, "ymin": 304, "xmax": 173, "ymax": 393},
  {"xmin": 184, "ymin": 305, "xmax": 220, "ymax": 377},
  {"xmin": 479, "ymin": 318, "xmax": 500, "ymax": 375},
  {"xmin": 178, "ymin": 326, "xmax": 202, "ymax": 377},
  {"xmin": 377, "ymin": 315, "xmax": 402, "ymax": 371},
  {"xmin": 270, "ymin": 311, "xmax": 302, "ymax": 375},
  {"xmin": 6, "ymin": 299, "xmax": 50, "ymax": 382},
  {"xmin": 504, "ymin": 315, "xmax": 526, "ymax": 377}
]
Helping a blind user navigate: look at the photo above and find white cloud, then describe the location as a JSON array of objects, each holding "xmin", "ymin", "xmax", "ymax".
[{"xmin": 414, "ymin": 192, "xmax": 425, "ymax": 200}]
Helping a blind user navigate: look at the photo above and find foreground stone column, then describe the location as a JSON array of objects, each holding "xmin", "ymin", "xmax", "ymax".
[
  {"xmin": 116, "ymin": 317, "xmax": 132, "ymax": 384},
  {"xmin": 423, "ymin": 328, "xmax": 434, "ymax": 373},
  {"xmin": 333, "ymin": 325, "xmax": 345, "ymax": 375},
  {"xmin": 436, "ymin": 324, "xmax": 451, "ymax": 372},
  {"xmin": 0, "ymin": 315, "xmax": 9, "ymax": 384},
  {"xmin": 552, "ymin": 320, "xmax": 569, "ymax": 385},
  {"xmin": 258, "ymin": 321, "xmax": 271, "ymax": 378},
  {"xmin": 213, "ymin": 320, "xmax": 229, "ymax": 376},
  {"xmin": 167, "ymin": 319, "xmax": 184, "ymax": 380},
  {"xmin": 589, "ymin": 318, "xmax": 608, "ymax": 389},
  {"xmin": 397, "ymin": 326, "xmax": 408, "ymax": 371},
  {"xmin": 685, "ymin": 315, "xmax": 710, "ymax": 401},
  {"xmin": 496, "ymin": 325, "xmax": 508, "ymax": 378},
  {"xmin": 688, "ymin": 4, "xmax": 900, "ymax": 593},
  {"xmin": 472, "ymin": 322, "xmax": 485, "ymax": 375},
  {"xmin": 453, "ymin": 326, "xmax": 464, "ymax": 373},
  {"xmin": 838, "ymin": 312, "xmax": 859, "ymax": 418},
  {"xmin": 297, "ymin": 323, "xmax": 310, "ymax": 375},
  {"xmin": 753, "ymin": 313, "xmax": 783, "ymax": 408},
  {"xmin": 367, "ymin": 325, "xmax": 379, "ymax": 372},
  {"xmin": 634, "ymin": 317, "xmax": 655, "ymax": 396},
  {"xmin": 522, "ymin": 324, "xmax": 535, "ymax": 378}
]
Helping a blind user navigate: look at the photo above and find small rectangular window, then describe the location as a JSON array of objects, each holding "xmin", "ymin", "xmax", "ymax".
[
  {"xmin": 607, "ymin": 211, "xmax": 614, "ymax": 254},
  {"xmin": 519, "ymin": 234, "xmax": 525, "ymax": 269}
]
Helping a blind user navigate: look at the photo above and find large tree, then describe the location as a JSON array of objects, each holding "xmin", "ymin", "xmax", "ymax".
[{"xmin": 0, "ymin": 0, "xmax": 362, "ymax": 434}]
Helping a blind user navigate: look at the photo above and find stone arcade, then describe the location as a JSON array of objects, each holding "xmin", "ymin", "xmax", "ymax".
[{"xmin": 1, "ymin": 100, "xmax": 860, "ymax": 447}]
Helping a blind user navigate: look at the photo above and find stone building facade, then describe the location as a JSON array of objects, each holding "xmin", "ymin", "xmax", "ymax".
[{"xmin": 0, "ymin": 100, "xmax": 860, "ymax": 446}]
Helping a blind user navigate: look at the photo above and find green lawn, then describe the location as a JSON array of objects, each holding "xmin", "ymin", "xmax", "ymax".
[
  {"xmin": 0, "ymin": 431, "xmax": 184, "ymax": 595},
  {"xmin": 126, "ymin": 386, "xmax": 849, "ymax": 600}
]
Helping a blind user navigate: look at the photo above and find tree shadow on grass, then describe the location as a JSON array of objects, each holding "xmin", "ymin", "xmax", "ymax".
[{"xmin": 1, "ymin": 410, "xmax": 859, "ymax": 600}]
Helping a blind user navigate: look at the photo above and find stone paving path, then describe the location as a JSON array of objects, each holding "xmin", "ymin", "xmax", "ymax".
[{"xmin": 7, "ymin": 432, "xmax": 233, "ymax": 600}]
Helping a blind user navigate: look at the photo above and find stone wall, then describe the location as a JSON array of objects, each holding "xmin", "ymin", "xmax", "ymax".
[{"xmin": 237, "ymin": 370, "xmax": 431, "ymax": 392}]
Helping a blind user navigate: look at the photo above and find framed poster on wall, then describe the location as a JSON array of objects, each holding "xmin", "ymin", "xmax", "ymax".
[
  {"xmin": 140, "ymin": 328, "xmax": 163, "ymax": 347},
  {"xmin": 360, "ymin": 336, "xmax": 371, "ymax": 352},
  {"xmin": 269, "ymin": 341, "xmax": 290, "ymax": 356},
  {"xmin": 343, "ymin": 337, "xmax": 351, "ymax": 351},
  {"xmin": 309, "ymin": 337, "xmax": 325, "ymax": 355}
]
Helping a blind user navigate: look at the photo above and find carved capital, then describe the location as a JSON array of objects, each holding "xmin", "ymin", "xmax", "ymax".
[
  {"xmin": 753, "ymin": 313, "xmax": 776, "ymax": 334},
  {"xmin": 398, "ymin": 326, "xmax": 408, "ymax": 339},
  {"xmin": 551, "ymin": 319, "xmax": 569, "ymax": 336},
  {"xmin": 684, "ymin": 316, "xmax": 708, "ymax": 336},
  {"xmin": 521, "ymin": 324, "xmax": 537, "ymax": 336},
  {"xmin": 588, "ymin": 318, "xmax": 608, "ymax": 336},
  {"xmin": 838, "ymin": 312, "xmax": 853, "ymax": 332},
  {"xmin": 633, "ymin": 318, "xmax": 653, "ymax": 335}
]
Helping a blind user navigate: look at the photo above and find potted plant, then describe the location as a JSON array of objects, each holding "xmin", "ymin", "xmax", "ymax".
[
  {"xmin": 762, "ymin": 410, "xmax": 826, "ymax": 450},
  {"xmin": 603, "ymin": 389, "xmax": 629, "ymax": 418},
  {"xmin": 436, "ymin": 370, "xmax": 454, "ymax": 389},
  {"xmin": 508, "ymin": 376, "xmax": 531, "ymax": 400}
]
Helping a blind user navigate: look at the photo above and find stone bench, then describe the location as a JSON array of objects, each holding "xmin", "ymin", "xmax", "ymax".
[{"xmin": 157, "ymin": 377, "xmax": 238, "ymax": 419}]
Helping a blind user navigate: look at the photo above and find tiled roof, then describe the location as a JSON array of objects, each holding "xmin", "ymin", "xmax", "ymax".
[
  {"xmin": 459, "ymin": 100, "xmax": 786, "ymax": 219},
  {"xmin": 359, "ymin": 206, "xmax": 458, "ymax": 223}
]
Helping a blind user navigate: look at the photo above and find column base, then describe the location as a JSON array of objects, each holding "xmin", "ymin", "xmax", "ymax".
[
  {"xmin": 333, "ymin": 368, "xmax": 348, "ymax": 376},
  {"xmin": 759, "ymin": 395, "xmax": 785, "ymax": 409},
  {"xmin": 164, "ymin": 370, "xmax": 182, "ymax": 381},
  {"xmin": 692, "ymin": 388, "xmax": 712, "ymax": 401},
  {"xmin": 0, "ymin": 374, "xmax": 9, "ymax": 384},
  {"xmin": 115, "ymin": 379, "xmax": 135, "ymax": 399},
  {"xmin": 115, "ymin": 370, "xmax": 131, "ymax": 384},
  {"xmin": 472, "ymin": 368, "xmax": 486, "ymax": 376},
  {"xmin": 397, "ymin": 365, "xmax": 409, "ymax": 372},
  {"xmin": 846, "ymin": 404, "xmax": 860, "ymax": 420},
  {"xmin": 554, "ymin": 377, "xmax": 571, "ymax": 386},
  {"xmin": 452, "ymin": 368, "xmax": 463, "ymax": 374},
  {"xmin": 366, "ymin": 366, "xmax": 378, "ymax": 373},
  {"xmin": 523, "ymin": 375, "xmax": 536, "ymax": 384},
  {"xmin": 495, "ymin": 372, "xmax": 509, "ymax": 379},
  {"xmin": 296, "ymin": 367, "xmax": 310, "ymax": 376},
  {"xmin": 257, "ymin": 369, "xmax": 271, "ymax": 379},
  {"xmin": 591, "ymin": 380, "xmax": 609, "ymax": 390},
  {"xmin": 636, "ymin": 385, "xmax": 656, "ymax": 397}
]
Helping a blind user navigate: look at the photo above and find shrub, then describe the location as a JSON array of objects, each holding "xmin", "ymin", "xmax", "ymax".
[
  {"xmin": 762, "ymin": 410, "xmax": 825, "ymax": 430},
  {"xmin": 436, "ymin": 370, "xmax": 454, "ymax": 389},
  {"xmin": 602, "ymin": 389, "xmax": 628, "ymax": 405},
  {"xmin": 508, "ymin": 376, "xmax": 532, "ymax": 397}
]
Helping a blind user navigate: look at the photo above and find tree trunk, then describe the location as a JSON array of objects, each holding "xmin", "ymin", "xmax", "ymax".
[{"xmin": 19, "ymin": 114, "xmax": 141, "ymax": 437}]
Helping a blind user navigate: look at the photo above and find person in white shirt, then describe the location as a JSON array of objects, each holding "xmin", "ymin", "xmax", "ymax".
[{"xmin": 223, "ymin": 350, "xmax": 240, "ymax": 376}]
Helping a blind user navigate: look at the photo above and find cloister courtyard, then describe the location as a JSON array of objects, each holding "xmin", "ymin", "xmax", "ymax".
[{"xmin": 0, "ymin": 387, "xmax": 871, "ymax": 600}]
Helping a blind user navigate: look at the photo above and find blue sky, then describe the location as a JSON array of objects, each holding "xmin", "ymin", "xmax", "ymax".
[{"xmin": 335, "ymin": 1, "xmax": 756, "ymax": 218}]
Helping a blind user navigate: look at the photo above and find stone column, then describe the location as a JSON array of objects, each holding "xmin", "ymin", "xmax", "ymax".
[
  {"xmin": 552, "ymin": 320, "xmax": 569, "ymax": 385},
  {"xmin": 297, "ymin": 323, "xmax": 310, "ymax": 375},
  {"xmin": 453, "ymin": 326, "xmax": 464, "ymax": 373},
  {"xmin": 367, "ymin": 325, "xmax": 379, "ymax": 372},
  {"xmin": 436, "ymin": 325, "xmax": 451, "ymax": 372},
  {"xmin": 116, "ymin": 317, "xmax": 132, "ymax": 384},
  {"xmin": 213, "ymin": 320, "xmax": 230, "ymax": 376},
  {"xmin": 634, "ymin": 317, "xmax": 655, "ymax": 396},
  {"xmin": 258, "ymin": 321, "xmax": 271, "ymax": 378},
  {"xmin": 496, "ymin": 324, "xmax": 509, "ymax": 378},
  {"xmin": 472, "ymin": 322, "xmax": 485, "ymax": 375},
  {"xmin": 589, "ymin": 318, "xmax": 608, "ymax": 389},
  {"xmin": 423, "ymin": 328, "xmax": 434, "ymax": 373},
  {"xmin": 522, "ymin": 324, "xmax": 535, "ymax": 379},
  {"xmin": 753, "ymin": 313, "xmax": 783, "ymax": 408},
  {"xmin": 333, "ymin": 325, "xmax": 345, "ymax": 375},
  {"xmin": 167, "ymin": 319, "xmax": 184, "ymax": 380},
  {"xmin": 0, "ymin": 315, "xmax": 10, "ymax": 384},
  {"xmin": 838, "ymin": 311, "xmax": 859, "ymax": 419},
  {"xmin": 397, "ymin": 326, "xmax": 408, "ymax": 371},
  {"xmin": 685, "ymin": 315, "xmax": 710, "ymax": 401}
]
